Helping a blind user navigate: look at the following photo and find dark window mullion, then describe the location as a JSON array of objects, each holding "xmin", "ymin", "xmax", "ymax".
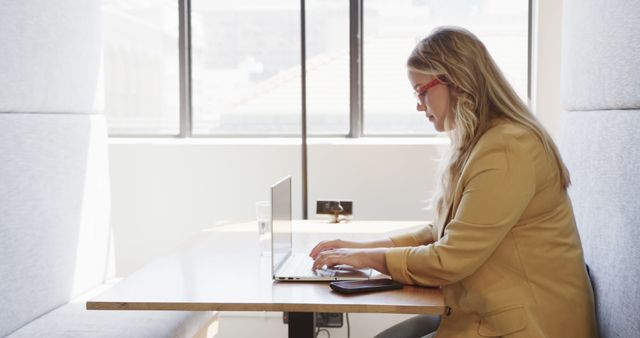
[
  {"xmin": 301, "ymin": 0, "xmax": 308, "ymax": 218},
  {"xmin": 527, "ymin": 0, "xmax": 533, "ymax": 105},
  {"xmin": 349, "ymin": 0, "xmax": 363, "ymax": 138},
  {"xmin": 179, "ymin": 0, "xmax": 192, "ymax": 138}
]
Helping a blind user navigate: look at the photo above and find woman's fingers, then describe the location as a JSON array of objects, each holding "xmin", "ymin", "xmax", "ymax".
[
  {"xmin": 309, "ymin": 242, "xmax": 328, "ymax": 259},
  {"xmin": 312, "ymin": 248, "xmax": 364, "ymax": 271},
  {"xmin": 312, "ymin": 250, "xmax": 336, "ymax": 270},
  {"xmin": 311, "ymin": 248, "xmax": 389, "ymax": 274},
  {"xmin": 309, "ymin": 239, "xmax": 341, "ymax": 259}
]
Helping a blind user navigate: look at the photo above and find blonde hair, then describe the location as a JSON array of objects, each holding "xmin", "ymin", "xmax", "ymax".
[{"xmin": 407, "ymin": 26, "xmax": 570, "ymax": 222}]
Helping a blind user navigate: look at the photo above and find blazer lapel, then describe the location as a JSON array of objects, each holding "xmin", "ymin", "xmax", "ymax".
[
  {"xmin": 437, "ymin": 201, "xmax": 454, "ymax": 240},
  {"xmin": 437, "ymin": 175, "xmax": 465, "ymax": 240}
]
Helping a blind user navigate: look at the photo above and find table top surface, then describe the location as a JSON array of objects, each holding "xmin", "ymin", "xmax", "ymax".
[{"xmin": 87, "ymin": 220, "xmax": 444, "ymax": 315}]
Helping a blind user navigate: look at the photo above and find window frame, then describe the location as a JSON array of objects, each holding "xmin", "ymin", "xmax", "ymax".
[{"xmin": 109, "ymin": 0, "xmax": 532, "ymax": 138}]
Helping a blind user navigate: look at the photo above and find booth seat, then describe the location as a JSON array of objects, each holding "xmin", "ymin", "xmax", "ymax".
[{"xmin": 559, "ymin": 0, "xmax": 640, "ymax": 337}]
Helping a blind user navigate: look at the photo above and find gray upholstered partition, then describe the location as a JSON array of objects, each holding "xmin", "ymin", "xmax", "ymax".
[
  {"xmin": 559, "ymin": 0, "xmax": 640, "ymax": 337},
  {"xmin": 0, "ymin": 1, "xmax": 107, "ymax": 336}
]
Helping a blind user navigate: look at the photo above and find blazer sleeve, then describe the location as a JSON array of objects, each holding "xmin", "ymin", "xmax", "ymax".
[
  {"xmin": 390, "ymin": 223, "xmax": 436, "ymax": 247},
  {"xmin": 385, "ymin": 136, "xmax": 536, "ymax": 286}
]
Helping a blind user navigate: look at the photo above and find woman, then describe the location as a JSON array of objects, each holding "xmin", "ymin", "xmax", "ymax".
[{"xmin": 310, "ymin": 27, "xmax": 598, "ymax": 338}]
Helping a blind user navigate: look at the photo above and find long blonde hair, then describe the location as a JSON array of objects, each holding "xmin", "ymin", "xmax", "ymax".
[{"xmin": 408, "ymin": 26, "xmax": 570, "ymax": 221}]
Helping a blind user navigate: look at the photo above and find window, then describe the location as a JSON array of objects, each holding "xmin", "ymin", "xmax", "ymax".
[
  {"xmin": 305, "ymin": 0, "xmax": 350, "ymax": 135},
  {"xmin": 191, "ymin": 0, "xmax": 350, "ymax": 136},
  {"xmin": 191, "ymin": 0, "xmax": 302, "ymax": 136},
  {"xmin": 102, "ymin": 0, "xmax": 180, "ymax": 135},
  {"xmin": 102, "ymin": 0, "xmax": 529, "ymax": 137},
  {"xmin": 363, "ymin": 0, "xmax": 529, "ymax": 135}
]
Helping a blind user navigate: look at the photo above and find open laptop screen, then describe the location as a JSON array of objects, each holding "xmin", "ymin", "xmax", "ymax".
[{"xmin": 271, "ymin": 176, "xmax": 292, "ymax": 272}]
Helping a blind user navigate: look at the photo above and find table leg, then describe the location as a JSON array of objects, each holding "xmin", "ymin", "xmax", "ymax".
[{"xmin": 288, "ymin": 312, "xmax": 315, "ymax": 338}]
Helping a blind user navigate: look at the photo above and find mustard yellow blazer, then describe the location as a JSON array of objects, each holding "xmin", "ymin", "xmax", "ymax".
[{"xmin": 386, "ymin": 123, "xmax": 599, "ymax": 337}]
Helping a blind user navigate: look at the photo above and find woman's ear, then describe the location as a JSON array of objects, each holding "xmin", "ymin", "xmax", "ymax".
[
  {"xmin": 440, "ymin": 76, "xmax": 459, "ymax": 97},
  {"xmin": 448, "ymin": 84, "xmax": 461, "ymax": 100}
]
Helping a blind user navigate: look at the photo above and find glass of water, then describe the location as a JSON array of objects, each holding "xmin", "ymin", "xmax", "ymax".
[{"xmin": 255, "ymin": 201, "xmax": 271, "ymax": 256}]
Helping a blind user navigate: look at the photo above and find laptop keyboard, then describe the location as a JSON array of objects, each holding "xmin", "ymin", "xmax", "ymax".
[{"xmin": 279, "ymin": 254, "xmax": 334, "ymax": 277}]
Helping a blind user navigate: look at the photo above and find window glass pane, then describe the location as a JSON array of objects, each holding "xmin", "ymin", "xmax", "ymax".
[
  {"xmin": 102, "ymin": 0, "xmax": 180, "ymax": 135},
  {"xmin": 363, "ymin": 0, "xmax": 529, "ymax": 135},
  {"xmin": 306, "ymin": 0, "xmax": 350, "ymax": 135},
  {"xmin": 191, "ymin": 0, "xmax": 302, "ymax": 136}
]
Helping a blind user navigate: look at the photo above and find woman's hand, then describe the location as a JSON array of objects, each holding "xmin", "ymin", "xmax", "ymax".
[
  {"xmin": 309, "ymin": 239, "xmax": 361, "ymax": 260},
  {"xmin": 311, "ymin": 247, "xmax": 390, "ymax": 275},
  {"xmin": 309, "ymin": 238, "xmax": 395, "ymax": 260}
]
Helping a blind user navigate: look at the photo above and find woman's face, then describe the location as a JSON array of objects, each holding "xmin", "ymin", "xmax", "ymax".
[{"xmin": 408, "ymin": 70, "xmax": 455, "ymax": 132}]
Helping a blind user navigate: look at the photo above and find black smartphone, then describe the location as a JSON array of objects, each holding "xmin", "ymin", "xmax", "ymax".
[{"xmin": 329, "ymin": 279, "xmax": 404, "ymax": 294}]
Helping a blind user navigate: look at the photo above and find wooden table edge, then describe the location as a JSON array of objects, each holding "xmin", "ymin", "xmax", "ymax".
[{"xmin": 86, "ymin": 301, "xmax": 445, "ymax": 315}]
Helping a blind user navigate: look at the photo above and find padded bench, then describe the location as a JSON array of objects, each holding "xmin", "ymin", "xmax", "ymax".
[
  {"xmin": 6, "ymin": 283, "xmax": 218, "ymax": 338},
  {"xmin": 0, "ymin": 110, "xmax": 219, "ymax": 338}
]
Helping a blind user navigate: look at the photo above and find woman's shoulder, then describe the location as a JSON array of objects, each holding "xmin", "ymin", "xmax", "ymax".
[
  {"xmin": 468, "ymin": 121, "xmax": 543, "ymax": 165},
  {"xmin": 477, "ymin": 120, "xmax": 537, "ymax": 150},
  {"xmin": 485, "ymin": 119, "xmax": 533, "ymax": 139}
]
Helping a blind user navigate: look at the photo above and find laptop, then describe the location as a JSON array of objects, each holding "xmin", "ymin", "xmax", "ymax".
[{"xmin": 270, "ymin": 176, "xmax": 372, "ymax": 281}]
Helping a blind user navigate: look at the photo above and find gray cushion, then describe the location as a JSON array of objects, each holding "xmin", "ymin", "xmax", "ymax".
[
  {"xmin": 558, "ymin": 109, "xmax": 640, "ymax": 337},
  {"xmin": 6, "ymin": 301, "xmax": 216, "ymax": 338},
  {"xmin": 0, "ymin": 113, "xmax": 111, "ymax": 337},
  {"xmin": 561, "ymin": 0, "xmax": 640, "ymax": 111},
  {"xmin": 0, "ymin": 0, "xmax": 100, "ymax": 113}
]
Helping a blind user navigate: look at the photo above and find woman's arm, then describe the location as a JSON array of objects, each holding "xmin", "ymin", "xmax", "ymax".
[
  {"xmin": 311, "ymin": 247, "xmax": 390, "ymax": 275},
  {"xmin": 309, "ymin": 238, "xmax": 394, "ymax": 260},
  {"xmin": 386, "ymin": 136, "xmax": 537, "ymax": 286},
  {"xmin": 309, "ymin": 221, "xmax": 436, "ymax": 260},
  {"xmin": 308, "ymin": 223, "xmax": 436, "ymax": 273}
]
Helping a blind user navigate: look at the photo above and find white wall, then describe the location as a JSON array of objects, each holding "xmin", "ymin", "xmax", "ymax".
[
  {"xmin": 531, "ymin": 0, "xmax": 564, "ymax": 137},
  {"xmin": 108, "ymin": 138, "xmax": 448, "ymax": 277}
]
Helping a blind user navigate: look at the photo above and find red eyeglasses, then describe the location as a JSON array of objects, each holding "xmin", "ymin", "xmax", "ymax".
[
  {"xmin": 414, "ymin": 77, "xmax": 442, "ymax": 100},
  {"xmin": 413, "ymin": 77, "xmax": 443, "ymax": 111}
]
